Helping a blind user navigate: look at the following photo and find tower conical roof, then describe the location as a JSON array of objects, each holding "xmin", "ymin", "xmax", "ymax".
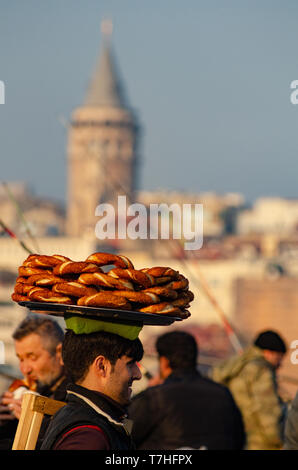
[{"xmin": 85, "ymin": 36, "xmax": 129, "ymax": 109}]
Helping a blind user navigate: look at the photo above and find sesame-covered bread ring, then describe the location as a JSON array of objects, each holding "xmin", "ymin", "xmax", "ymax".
[
  {"xmin": 111, "ymin": 290, "xmax": 160, "ymax": 304},
  {"xmin": 141, "ymin": 267, "xmax": 179, "ymax": 279},
  {"xmin": 108, "ymin": 268, "xmax": 154, "ymax": 288},
  {"xmin": 18, "ymin": 267, "xmax": 52, "ymax": 277},
  {"xmin": 179, "ymin": 310, "xmax": 191, "ymax": 319},
  {"xmin": 78, "ymin": 272, "xmax": 134, "ymax": 291},
  {"xmin": 28, "ymin": 288, "xmax": 73, "ymax": 304},
  {"xmin": 15, "ymin": 276, "xmax": 34, "ymax": 284},
  {"xmin": 139, "ymin": 302, "xmax": 182, "ymax": 315},
  {"xmin": 52, "ymin": 282, "xmax": 98, "ymax": 298},
  {"xmin": 53, "ymin": 261, "xmax": 102, "ymax": 276},
  {"xmin": 86, "ymin": 252, "xmax": 134, "ymax": 269},
  {"xmin": 27, "ymin": 273, "xmax": 65, "ymax": 287},
  {"xmin": 151, "ymin": 276, "xmax": 172, "ymax": 286},
  {"xmin": 172, "ymin": 291, "xmax": 194, "ymax": 308},
  {"xmin": 11, "ymin": 293, "xmax": 28, "ymax": 302},
  {"xmin": 23, "ymin": 254, "xmax": 71, "ymax": 268},
  {"xmin": 77, "ymin": 292, "xmax": 132, "ymax": 310},
  {"xmin": 142, "ymin": 286, "xmax": 178, "ymax": 300},
  {"xmin": 23, "ymin": 254, "xmax": 38, "ymax": 264},
  {"xmin": 14, "ymin": 283, "xmax": 34, "ymax": 295},
  {"xmin": 27, "ymin": 286, "xmax": 51, "ymax": 298},
  {"xmin": 52, "ymin": 254, "xmax": 73, "ymax": 263},
  {"xmin": 164, "ymin": 275, "xmax": 189, "ymax": 291}
]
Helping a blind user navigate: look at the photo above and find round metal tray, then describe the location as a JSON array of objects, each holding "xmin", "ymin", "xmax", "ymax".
[{"xmin": 18, "ymin": 301, "xmax": 182, "ymax": 326}]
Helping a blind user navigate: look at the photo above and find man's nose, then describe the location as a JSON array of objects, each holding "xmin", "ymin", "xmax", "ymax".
[
  {"xmin": 21, "ymin": 361, "xmax": 32, "ymax": 375},
  {"xmin": 133, "ymin": 363, "xmax": 142, "ymax": 381}
]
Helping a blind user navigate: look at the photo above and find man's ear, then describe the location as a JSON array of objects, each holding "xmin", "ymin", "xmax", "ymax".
[
  {"xmin": 159, "ymin": 356, "xmax": 172, "ymax": 378},
  {"xmin": 94, "ymin": 355, "xmax": 111, "ymax": 378},
  {"xmin": 160, "ymin": 356, "xmax": 170, "ymax": 369},
  {"xmin": 56, "ymin": 343, "xmax": 63, "ymax": 365}
]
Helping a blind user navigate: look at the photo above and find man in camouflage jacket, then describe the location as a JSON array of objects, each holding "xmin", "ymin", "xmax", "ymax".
[
  {"xmin": 284, "ymin": 390, "xmax": 298, "ymax": 450},
  {"xmin": 212, "ymin": 330, "xmax": 287, "ymax": 450}
]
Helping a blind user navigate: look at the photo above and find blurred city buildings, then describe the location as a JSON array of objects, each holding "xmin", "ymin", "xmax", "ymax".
[
  {"xmin": 0, "ymin": 182, "xmax": 65, "ymax": 237},
  {"xmin": 237, "ymin": 197, "xmax": 298, "ymax": 235}
]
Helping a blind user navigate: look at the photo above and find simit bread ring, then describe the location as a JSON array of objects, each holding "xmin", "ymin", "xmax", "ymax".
[
  {"xmin": 111, "ymin": 290, "xmax": 160, "ymax": 304},
  {"xmin": 11, "ymin": 293, "xmax": 28, "ymax": 302},
  {"xmin": 27, "ymin": 273, "xmax": 66, "ymax": 286},
  {"xmin": 18, "ymin": 267, "xmax": 52, "ymax": 277},
  {"xmin": 27, "ymin": 286, "xmax": 51, "ymax": 297},
  {"xmin": 151, "ymin": 276, "xmax": 172, "ymax": 286},
  {"xmin": 86, "ymin": 252, "xmax": 134, "ymax": 269},
  {"xmin": 15, "ymin": 276, "xmax": 34, "ymax": 284},
  {"xmin": 180, "ymin": 310, "xmax": 191, "ymax": 319},
  {"xmin": 14, "ymin": 283, "xmax": 35, "ymax": 295},
  {"xmin": 142, "ymin": 286, "xmax": 178, "ymax": 300},
  {"xmin": 184, "ymin": 290, "xmax": 194, "ymax": 302},
  {"xmin": 164, "ymin": 275, "xmax": 189, "ymax": 291},
  {"xmin": 108, "ymin": 268, "xmax": 154, "ymax": 288},
  {"xmin": 51, "ymin": 254, "xmax": 73, "ymax": 263},
  {"xmin": 78, "ymin": 272, "xmax": 134, "ymax": 291},
  {"xmin": 141, "ymin": 267, "xmax": 179, "ymax": 279},
  {"xmin": 172, "ymin": 291, "xmax": 194, "ymax": 308},
  {"xmin": 28, "ymin": 288, "xmax": 73, "ymax": 304},
  {"xmin": 23, "ymin": 254, "xmax": 38, "ymax": 262},
  {"xmin": 23, "ymin": 254, "xmax": 71, "ymax": 268},
  {"xmin": 77, "ymin": 292, "xmax": 132, "ymax": 310},
  {"xmin": 52, "ymin": 282, "xmax": 98, "ymax": 298},
  {"xmin": 53, "ymin": 261, "xmax": 102, "ymax": 276},
  {"xmin": 139, "ymin": 302, "xmax": 182, "ymax": 315}
]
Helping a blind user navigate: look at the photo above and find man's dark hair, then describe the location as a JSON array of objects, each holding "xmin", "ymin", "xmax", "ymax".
[
  {"xmin": 12, "ymin": 314, "xmax": 64, "ymax": 355},
  {"xmin": 156, "ymin": 331, "xmax": 198, "ymax": 370},
  {"xmin": 62, "ymin": 329, "xmax": 144, "ymax": 383}
]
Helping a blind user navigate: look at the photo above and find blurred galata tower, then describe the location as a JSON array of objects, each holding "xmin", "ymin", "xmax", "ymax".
[{"xmin": 66, "ymin": 21, "xmax": 141, "ymax": 237}]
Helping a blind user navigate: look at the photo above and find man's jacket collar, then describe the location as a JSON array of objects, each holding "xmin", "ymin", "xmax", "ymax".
[
  {"xmin": 164, "ymin": 369, "xmax": 201, "ymax": 385},
  {"xmin": 66, "ymin": 383, "xmax": 128, "ymax": 425}
]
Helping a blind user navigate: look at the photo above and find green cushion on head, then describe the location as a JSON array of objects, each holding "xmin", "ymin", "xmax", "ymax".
[{"xmin": 64, "ymin": 315, "xmax": 142, "ymax": 340}]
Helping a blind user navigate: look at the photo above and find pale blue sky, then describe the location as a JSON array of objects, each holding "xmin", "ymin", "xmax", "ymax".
[{"xmin": 1, "ymin": 0, "xmax": 298, "ymax": 205}]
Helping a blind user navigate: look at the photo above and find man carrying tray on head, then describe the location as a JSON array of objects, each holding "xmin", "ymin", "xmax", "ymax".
[
  {"xmin": 12, "ymin": 252, "xmax": 193, "ymax": 449},
  {"xmin": 41, "ymin": 315, "xmax": 143, "ymax": 450}
]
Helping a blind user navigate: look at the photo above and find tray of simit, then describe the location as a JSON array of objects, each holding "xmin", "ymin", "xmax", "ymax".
[{"xmin": 18, "ymin": 301, "xmax": 182, "ymax": 327}]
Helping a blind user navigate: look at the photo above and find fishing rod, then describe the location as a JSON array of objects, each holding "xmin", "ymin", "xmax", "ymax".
[
  {"xmin": 0, "ymin": 219, "xmax": 33, "ymax": 255},
  {"xmin": 2, "ymin": 182, "xmax": 40, "ymax": 252}
]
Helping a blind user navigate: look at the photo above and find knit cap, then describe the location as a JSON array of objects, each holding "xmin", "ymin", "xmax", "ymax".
[{"xmin": 254, "ymin": 330, "xmax": 287, "ymax": 353}]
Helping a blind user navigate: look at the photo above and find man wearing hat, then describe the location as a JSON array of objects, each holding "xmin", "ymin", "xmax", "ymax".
[
  {"xmin": 41, "ymin": 315, "xmax": 143, "ymax": 450},
  {"xmin": 212, "ymin": 330, "xmax": 287, "ymax": 450}
]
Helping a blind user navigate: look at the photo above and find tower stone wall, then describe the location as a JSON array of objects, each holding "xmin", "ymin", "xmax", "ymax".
[{"xmin": 66, "ymin": 37, "xmax": 140, "ymax": 237}]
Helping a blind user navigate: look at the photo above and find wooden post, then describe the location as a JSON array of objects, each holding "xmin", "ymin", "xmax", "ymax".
[{"xmin": 12, "ymin": 392, "xmax": 65, "ymax": 450}]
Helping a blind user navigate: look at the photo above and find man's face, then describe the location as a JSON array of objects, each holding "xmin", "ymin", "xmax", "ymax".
[
  {"xmin": 105, "ymin": 355, "xmax": 142, "ymax": 406},
  {"xmin": 15, "ymin": 333, "xmax": 63, "ymax": 387},
  {"xmin": 263, "ymin": 350, "xmax": 285, "ymax": 369}
]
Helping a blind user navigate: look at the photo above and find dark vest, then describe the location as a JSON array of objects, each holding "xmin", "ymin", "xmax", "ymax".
[{"xmin": 41, "ymin": 384, "xmax": 134, "ymax": 450}]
